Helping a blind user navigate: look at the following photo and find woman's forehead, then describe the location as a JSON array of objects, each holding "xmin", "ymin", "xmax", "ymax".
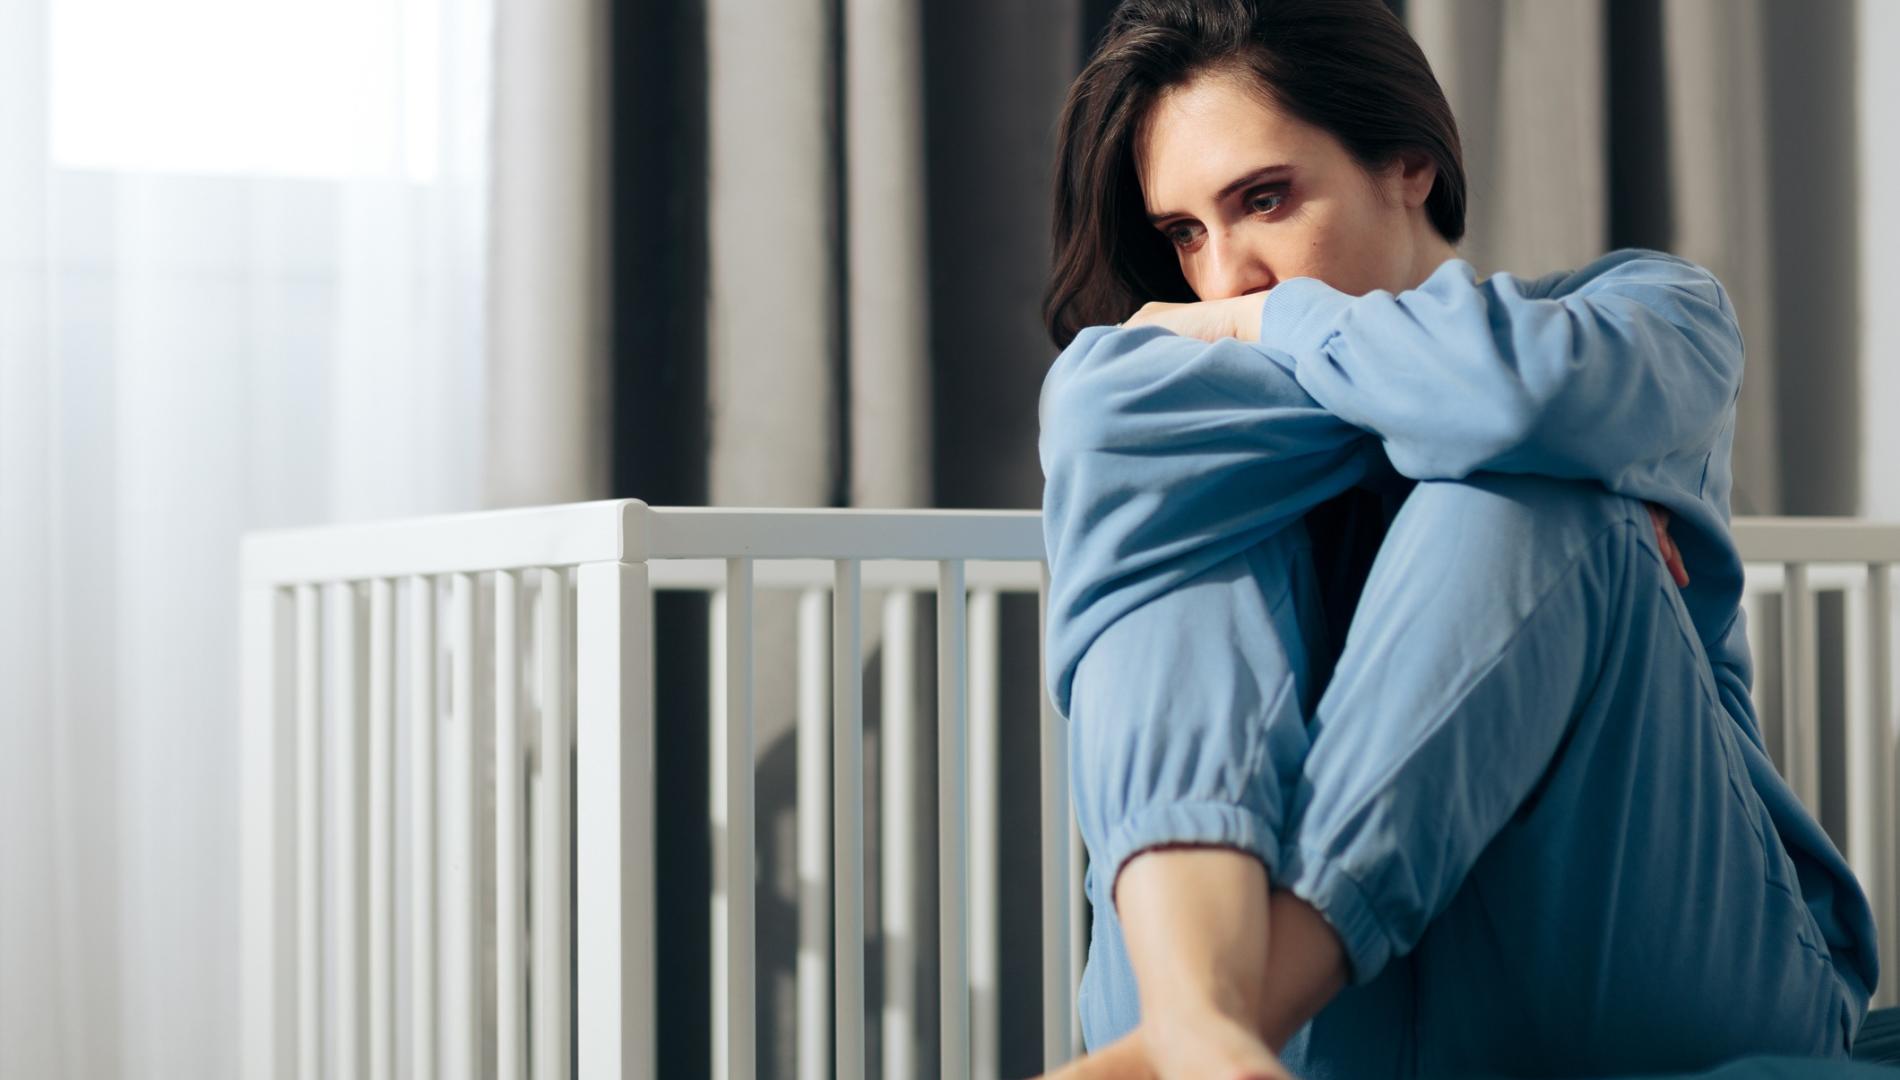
[{"xmin": 1136, "ymin": 75, "xmax": 1329, "ymax": 213}]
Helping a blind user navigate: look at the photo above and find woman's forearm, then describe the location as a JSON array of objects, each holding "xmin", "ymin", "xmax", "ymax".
[
  {"xmin": 1116, "ymin": 845, "xmax": 1277, "ymax": 1024},
  {"xmin": 1116, "ymin": 846, "xmax": 1348, "ymax": 1045},
  {"xmin": 1091, "ymin": 845, "xmax": 1348, "ymax": 1080},
  {"xmin": 1258, "ymin": 889, "xmax": 1351, "ymax": 1051}
]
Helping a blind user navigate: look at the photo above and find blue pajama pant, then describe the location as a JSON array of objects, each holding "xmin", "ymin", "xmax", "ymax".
[{"xmin": 1069, "ymin": 474, "xmax": 1858, "ymax": 1077}]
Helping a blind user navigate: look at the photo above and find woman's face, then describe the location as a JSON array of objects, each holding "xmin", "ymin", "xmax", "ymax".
[{"xmin": 1134, "ymin": 67, "xmax": 1452, "ymax": 301}]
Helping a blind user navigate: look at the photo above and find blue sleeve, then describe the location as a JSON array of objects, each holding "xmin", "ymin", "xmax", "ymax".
[
  {"xmin": 1039, "ymin": 324, "xmax": 1378, "ymax": 716},
  {"xmin": 1255, "ymin": 249, "xmax": 1744, "ymax": 493}
]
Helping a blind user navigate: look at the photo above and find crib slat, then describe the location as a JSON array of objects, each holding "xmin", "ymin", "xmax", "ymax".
[
  {"xmin": 1036, "ymin": 564, "xmax": 1073, "ymax": 1068},
  {"xmin": 724, "ymin": 558, "xmax": 757, "ymax": 1080},
  {"xmin": 1058, "ymin": 552, "xmax": 1088, "ymax": 1056},
  {"xmin": 969, "ymin": 587, "xmax": 1001, "ymax": 1080},
  {"xmin": 835, "ymin": 560, "xmax": 866, "ymax": 1080},
  {"xmin": 575, "ymin": 560, "xmax": 656, "ymax": 1079},
  {"xmin": 240, "ymin": 585, "xmax": 296, "ymax": 1080},
  {"xmin": 408, "ymin": 576, "xmax": 438, "ymax": 1080},
  {"xmin": 367, "ymin": 579, "xmax": 395, "ymax": 1080},
  {"xmin": 295, "ymin": 584, "xmax": 322, "ymax": 1080},
  {"xmin": 939, "ymin": 559, "xmax": 971, "ymax": 1080},
  {"xmin": 333, "ymin": 583, "xmax": 368, "ymax": 1080},
  {"xmin": 709, "ymin": 589, "xmax": 729, "ymax": 1080},
  {"xmin": 1741, "ymin": 590, "xmax": 1772, "ymax": 740},
  {"xmin": 532, "ymin": 567, "xmax": 572, "ymax": 1079},
  {"xmin": 1781, "ymin": 563, "xmax": 1821, "ymax": 813},
  {"xmin": 1870, "ymin": 563, "xmax": 1898, "ymax": 1009},
  {"xmin": 444, "ymin": 572, "xmax": 478, "ymax": 1080},
  {"xmin": 1848, "ymin": 571, "xmax": 1882, "ymax": 941},
  {"xmin": 796, "ymin": 587, "xmax": 832, "ymax": 1080},
  {"xmin": 496, "ymin": 570, "xmax": 527, "ymax": 1080},
  {"xmin": 879, "ymin": 588, "xmax": 915, "ymax": 1080},
  {"xmin": 1071, "ymin": 802, "xmax": 1086, "ymax": 1055}
]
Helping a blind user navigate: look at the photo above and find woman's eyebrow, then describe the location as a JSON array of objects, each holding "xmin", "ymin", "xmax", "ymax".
[{"xmin": 1147, "ymin": 163, "xmax": 1296, "ymax": 222}]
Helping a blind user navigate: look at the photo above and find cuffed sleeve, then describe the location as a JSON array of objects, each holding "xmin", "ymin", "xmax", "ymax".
[
  {"xmin": 1101, "ymin": 801, "xmax": 1286, "ymax": 907},
  {"xmin": 1278, "ymin": 843, "xmax": 1397, "ymax": 988},
  {"xmin": 1063, "ymin": 536, "xmax": 1324, "ymax": 913},
  {"xmin": 1257, "ymin": 274, "xmax": 1356, "ymax": 355}
]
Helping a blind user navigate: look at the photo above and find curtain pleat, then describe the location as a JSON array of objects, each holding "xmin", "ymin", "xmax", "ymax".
[
  {"xmin": 1411, "ymin": 0, "xmax": 1610, "ymax": 279},
  {"xmin": 708, "ymin": 0, "xmax": 839, "ymax": 510},
  {"xmin": 1661, "ymin": 0, "xmax": 1782, "ymax": 515},
  {"xmin": 488, "ymin": 0, "xmax": 613, "ymax": 509},
  {"xmin": 846, "ymin": 0, "xmax": 932, "ymax": 510}
]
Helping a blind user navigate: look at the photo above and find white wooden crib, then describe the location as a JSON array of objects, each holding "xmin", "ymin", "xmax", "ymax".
[{"xmin": 238, "ymin": 501, "xmax": 1900, "ymax": 1079}]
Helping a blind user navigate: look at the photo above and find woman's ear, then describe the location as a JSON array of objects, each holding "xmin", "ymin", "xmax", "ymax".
[
  {"xmin": 1395, "ymin": 149, "xmax": 1437, "ymax": 208},
  {"xmin": 1376, "ymin": 150, "xmax": 1436, "ymax": 210}
]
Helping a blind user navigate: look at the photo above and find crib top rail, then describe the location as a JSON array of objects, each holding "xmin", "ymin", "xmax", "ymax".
[
  {"xmin": 239, "ymin": 498, "xmax": 1045, "ymax": 587},
  {"xmin": 1731, "ymin": 517, "xmax": 1900, "ymax": 564},
  {"xmin": 240, "ymin": 501, "xmax": 1900, "ymax": 590}
]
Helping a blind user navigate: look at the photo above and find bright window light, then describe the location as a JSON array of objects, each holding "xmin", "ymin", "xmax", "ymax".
[{"xmin": 50, "ymin": 0, "xmax": 440, "ymax": 180}]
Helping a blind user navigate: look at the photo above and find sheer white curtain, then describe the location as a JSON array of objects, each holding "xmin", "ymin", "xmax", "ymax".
[{"xmin": 0, "ymin": 0, "xmax": 499, "ymax": 1075}]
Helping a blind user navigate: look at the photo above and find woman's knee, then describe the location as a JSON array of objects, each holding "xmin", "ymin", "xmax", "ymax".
[
  {"xmin": 1374, "ymin": 474, "xmax": 1643, "ymax": 591},
  {"xmin": 1398, "ymin": 474, "xmax": 1635, "ymax": 543},
  {"xmin": 1333, "ymin": 474, "xmax": 1653, "ymax": 656}
]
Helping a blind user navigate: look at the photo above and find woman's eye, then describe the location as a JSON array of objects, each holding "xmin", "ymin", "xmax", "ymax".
[
  {"xmin": 1165, "ymin": 224, "xmax": 1200, "ymax": 248},
  {"xmin": 1248, "ymin": 190, "xmax": 1286, "ymax": 215}
]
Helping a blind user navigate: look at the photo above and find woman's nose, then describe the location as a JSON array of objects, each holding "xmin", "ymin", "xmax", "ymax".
[{"xmin": 1202, "ymin": 235, "xmax": 1272, "ymax": 299}]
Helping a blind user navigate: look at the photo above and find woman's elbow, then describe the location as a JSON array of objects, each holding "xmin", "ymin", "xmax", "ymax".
[
  {"xmin": 1037, "ymin": 327, "xmax": 1149, "ymax": 465},
  {"xmin": 1038, "ymin": 378, "xmax": 1115, "ymax": 478}
]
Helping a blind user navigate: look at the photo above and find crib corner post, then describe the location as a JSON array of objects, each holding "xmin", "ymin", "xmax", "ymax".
[
  {"xmin": 576, "ymin": 559, "xmax": 657, "ymax": 1079},
  {"xmin": 239, "ymin": 582, "xmax": 295, "ymax": 1079}
]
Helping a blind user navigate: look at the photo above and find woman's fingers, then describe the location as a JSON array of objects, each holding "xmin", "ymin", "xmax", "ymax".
[
  {"xmin": 1120, "ymin": 299, "xmax": 1242, "ymax": 342},
  {"xmin": 1645, "ymin": 503, "xmax": 1690, "ymax": 588}
]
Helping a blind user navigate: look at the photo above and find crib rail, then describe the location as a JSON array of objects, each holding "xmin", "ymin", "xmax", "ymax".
[
  {"xmin": 239, "ymin": 499, "xmax": 1075, "ymax": 1080},
  {"xmin": 239, "ymin": 504, "xmax": 1900, "ymax": 1080}
]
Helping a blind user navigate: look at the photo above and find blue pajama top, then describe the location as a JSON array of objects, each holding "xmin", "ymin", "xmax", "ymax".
[{"xmin": 1037, "ymin": 247, "xmax": 1879, "ymax": 1007}]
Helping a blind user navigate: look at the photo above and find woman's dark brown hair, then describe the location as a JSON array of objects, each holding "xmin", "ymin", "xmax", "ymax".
[{"xmin": 1044, "ymin": 0, "xmax": 1466, "ymax": 347}]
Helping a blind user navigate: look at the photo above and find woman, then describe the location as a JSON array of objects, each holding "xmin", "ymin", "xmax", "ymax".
[{"xmin": 1034, "ymin": 2, "xmax": 1878, "ymax": 1078}]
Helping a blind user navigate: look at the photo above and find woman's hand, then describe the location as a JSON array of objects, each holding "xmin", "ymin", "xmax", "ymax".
[
  {"xmin": 1122, "ymin": 292, "xmax": 1270, "ymax": 343},
  {"xmin": 1647, "ymin": 503, "xmax": 1690, "ymax": 588}
]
